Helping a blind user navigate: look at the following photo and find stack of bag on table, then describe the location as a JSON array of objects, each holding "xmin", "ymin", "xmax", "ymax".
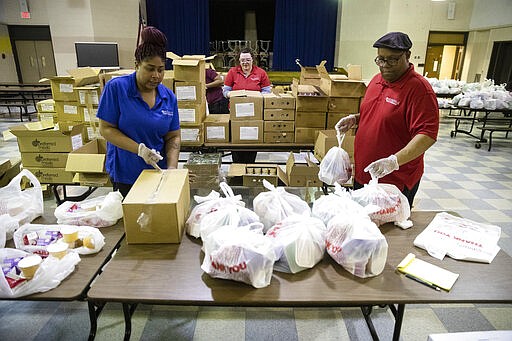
[
  {"xmin": 187, "ymin": 177, "xmax": 413, "ymax": 288},
  {"xmin": 0, "ymin": 169, "xmax": 123, "ymax": 298}
]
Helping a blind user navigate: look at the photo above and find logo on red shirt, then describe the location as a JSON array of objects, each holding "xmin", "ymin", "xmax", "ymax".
[{"xmin": 385, "ymin": 97, "xmax": 400, "ymax": 106}]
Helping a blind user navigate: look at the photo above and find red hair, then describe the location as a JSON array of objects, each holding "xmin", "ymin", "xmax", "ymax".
[{"xmin": 135, "ymin": 26, "xmax": 167, "ymax": 63}]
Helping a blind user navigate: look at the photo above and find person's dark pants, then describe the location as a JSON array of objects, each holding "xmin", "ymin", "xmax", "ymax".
[
  {"xmin": 113, "ymin": 182, "xmax": 132, "ymax": 199},
  {"xmin": 353, "ymin": 179, "xmax": 420, "ymax": 209},
  {"xmin": 208, "ymin": 97, "xmax": 229, "ymax": 114},
  {"xmin": 232, "ymin": 151, "xmax": 257, "ymax": 163}
]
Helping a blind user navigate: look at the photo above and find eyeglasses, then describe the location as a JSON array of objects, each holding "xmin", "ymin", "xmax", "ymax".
[
  {"xmin": 239, "ymin": 58, "xmax": 253, "ymax": 63},
  {"xmin": 374, "ymin": 52, "xmax": 405, "ymax": 66}
]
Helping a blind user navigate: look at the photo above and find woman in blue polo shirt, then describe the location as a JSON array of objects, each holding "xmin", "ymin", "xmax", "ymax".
[{"xmin": 97, "ymin": 26, "xmax": 180, "ymax": 197}]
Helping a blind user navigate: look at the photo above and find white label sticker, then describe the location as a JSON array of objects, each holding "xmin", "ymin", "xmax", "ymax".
[
  {"xmin": 79, "ymin": 90, "xmax": 99, "ymax": 105},
  {"xmin": 83, "ymin": 108, "xmax": 98, "ymax": 122},
  {"xmin": 176, "ymin": 86, "xmax": 197, "ymax": 101},
  {"xmin": 207, "ymin": 126, "xmax": 225, "ymax": 139},
  {"xmin": 59, "ymin": 83, "xmax": 73, "ymax": 93},
  {"xmin": 41, "ymin": 104, "xmax": 54, "ymax": 112},
  {"xmin": 71, "ymin": 134, "xmax": 83, "ymax": 150},
  {"xmin": 181, "ymin": 128, "xmax": 199, "ymax": 141},
  {"xmin": 179, "ymin": 108, "xmax": 196, "ymax": 122},
  {"xmin": 64, "ymin": 105, "xmax": 78, "ymax": 114},
  {"xmin": 240, "ymin": 127, "xmax": 259, "ymax": 140},
  {"xmin": 235, "ymin": 103, "xmax": 255, "ymax": 117}
]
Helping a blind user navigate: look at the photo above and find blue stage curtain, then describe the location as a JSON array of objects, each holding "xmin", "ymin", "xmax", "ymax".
[
  {"xmin": 146, "ymin": 0, "xmax": 210, "ymax": 57},
  {"xmin": 273, "ymin": 0, "xmax": 338, "ymax": 71}
]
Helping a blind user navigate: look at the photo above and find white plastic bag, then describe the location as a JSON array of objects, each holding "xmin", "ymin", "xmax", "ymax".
[
  {"xmin": 13, "ymin": 224, "xmax": 105, "ymax": 256},
  {"xmin": 413, "ymin": 212, "xmax": 501, "ymax": 263},
  {"xmin": 318, "ymin": 133, "xmax": 352, "ymax": 185},
  {"xmin": 0, "ymin": 169, "xmax": 43, "ymax": 240},
  {"xmin": 201, "ymin": 224, "xmax": 277, "ymax": 288},
  {"xmin": 199, "ymin": 205, "xmax": 260, "ymax": 242},
  {"xmin": 266, "ymin": 215, "xmax": 326, "ymax": 273},
  {"xmin": 0, "ymin": 248, "xmax": 80, "ymax": 298},
  {"xmin": 326, "ymin": 215, "xmax": 388, "ymax": 278},
  {"xmin": 186, "ymin": 182, "xmax": 245, "ymax": 238},
  {"xmin": 351, "ymin": 179, "xmax": 411, "ymax": 227},
  {"xmin": 253, "ymin": 180, "xmax": 311, "ymax": 232},
  {"xmin": 54, "ymin": 191, "xmax": 123, "ymax": 227}
]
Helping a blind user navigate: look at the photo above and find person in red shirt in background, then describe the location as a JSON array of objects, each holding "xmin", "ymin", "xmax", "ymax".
[
  {"xmin": 336, "ymin": 32, "xmax": 439, "ymax": 207},
  {"xmin": 206, "ymin": 65, "xmax": 229, "ymax": 114},
  {"xmin": 223, "ymin": 47, "xmax": 272, "ymax": 163}
]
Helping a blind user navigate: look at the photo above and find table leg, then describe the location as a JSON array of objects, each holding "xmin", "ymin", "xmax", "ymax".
[
  {"xmin": 88, "ymin": 301, "xmax": 106, "ymax": 341},
  {"xmin": 361, "ymin": 305, "xmax": 379, "ymax": 341},
  {"xmin": 123, "ymin": 303, "xmax": 138, "ymax": 341},
  {"xmin": 389, "ymin": 304, "xmax": 405, "ymax": 341}
]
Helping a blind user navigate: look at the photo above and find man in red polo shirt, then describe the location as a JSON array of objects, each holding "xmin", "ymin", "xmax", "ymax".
[{"xmin": 336, "ymin": 32, "xmax": 439, "ymax": 207}]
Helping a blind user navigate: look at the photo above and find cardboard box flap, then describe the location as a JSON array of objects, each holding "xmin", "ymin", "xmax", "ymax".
[
  {"xmin": 173, "ymin": 59, "xmax": 200, "ymax": 67},
  {"xmin": 229, "ymin": 90, "xmax": 262, "ymax": 98},
  {"xmin": 66, "ymin": 67, "xmax": 101, "ymax": 86},
  {"xmin": 286, "ymin": 152, "xmax": 319, "ymax": 176},
  {"xmin": 291, "ymin": 80, "xmax": 327, "ymax": 97},
  {"xmin": 316, "ymin": 61, "xmax": 329, "ymax": 78},
  {"xmin": 66, "ymin": 138, "xmax": 107, "ymax": 173},
  {"xmin": 0, "ymin": 159, "xmax": 12, "ymax": 176},
  {"xmin": 124, "ymin": 169, "xmax": 188, "ymax": 203},
  {"xmin": 9, "ymin": 121, "xmax": 56, "ymax": 136},
  {"xmin": 204, "ymin": 114, "xmax": 230, "ymax": 123},
  {"xmin": 73, "ymin": 172, "xmax": 110, "ymax": 186},
  {"xmin": 166, "ymin": 52, "xmax": 215, "ymax": 61}
]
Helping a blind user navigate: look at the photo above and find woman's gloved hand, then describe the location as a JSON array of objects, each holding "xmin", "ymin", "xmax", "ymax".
[
  {"xmin": 137, "ymin": 143, "xmax": 163, "ymax": 168},
  {"xmin": 364, "ymin": 154, "xmax": 399, "ymax": 179}
]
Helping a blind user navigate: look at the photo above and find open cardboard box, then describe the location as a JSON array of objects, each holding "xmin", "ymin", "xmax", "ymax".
[
  {"xmin": 167, "ymin": 52, "xmax": 214, "ymax": 82},
  {"xmin": 10, "ymin": 121, "xmax": 84, "ymax": 153},
  {"xmin": 65, "ymin": 138, "xmax": 109, "ymax": 186},
  {"xmin": 291, "ymin": 79, "xmax": 328, "ymax": 111},
  {"xmin": 40, "ymin": 67, "xmax": 100, "ymax": 101},
  {"xmin": 277, "ymin": 152, "xmax": 322, "ymax": 187},
  {"xmin": 227, "ymin": 163, "xmax": 282, "ymax": 187}
]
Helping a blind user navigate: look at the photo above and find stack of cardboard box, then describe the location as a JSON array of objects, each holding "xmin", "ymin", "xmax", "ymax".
[
  {"xmin": 36, "ymin": 99, "xmax": 56, "ymax": 124},
  {"xmin": 292, "ymin": 80, "xmax": 329, "ymax": 144},
  {"xmin": 229, "ymin": 90, "xmax": 264, "ymax": 144},
  {"xmin": 262, "ymin": 93, "xmax": 296, "ymax": 143},
  {"xmin": 183, "ymin": 153, "xmax": 222, "ymax": 189}
]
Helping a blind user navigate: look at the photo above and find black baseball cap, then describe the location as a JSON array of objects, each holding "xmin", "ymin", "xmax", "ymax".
[{"xmin": 373, "ymin": 32, "xmax": 412, "ymax": 50}]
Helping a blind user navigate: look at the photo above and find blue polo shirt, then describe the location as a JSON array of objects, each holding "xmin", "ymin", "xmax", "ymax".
[{"xmin": 97, "ymin": 72, "xmax": 179, "ymax": 184}]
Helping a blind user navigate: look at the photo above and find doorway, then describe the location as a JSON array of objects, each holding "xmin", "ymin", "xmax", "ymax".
[
  {"xmin": 487, "ymin": 40, "xmax": 512, "ymax": 91},
  {"xmin": 8, "ymin": 25, "xmax": 57, "ymax": 84},
  {"xmin": 424, "ymin": 31, "xmax": 467, "ymax": 80}
]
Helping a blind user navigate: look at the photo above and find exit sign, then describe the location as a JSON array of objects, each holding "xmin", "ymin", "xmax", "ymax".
[{"xmin": 21, "ymin": 11, "xmax": 31, "ymax": 19}]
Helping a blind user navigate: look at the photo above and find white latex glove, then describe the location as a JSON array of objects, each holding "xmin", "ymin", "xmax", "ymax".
[
  {"xmin": 137, "ymin": 143, "xmax": 163, "ymax": 169},
  {"xmin": 335, "ymin": 114, "xmax": 356, "ymax": 133},
  {"xmin": 364, "ymin": 154, "xmax": 399, "ymax": 179}
]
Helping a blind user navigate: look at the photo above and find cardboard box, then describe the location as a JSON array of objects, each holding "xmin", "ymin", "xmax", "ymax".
[
  {"xmin": 55, "ymin": 101, "xmax": 82, "ymax": 122},
  {"xmin": 123, "ymin": 169, "xmax": 190, "ymax": 244},
  {"xmin": 229, "ymin": 90, "xmax": 264, "ymax": 121},
  {"xmin": 37, "ymin": 112, "xmax": 56, "ymax": 124},
  {"xmin": 295, "ymin": 111, "xmax": 326, "ymax": 128},
  {"xmin": 263, "ymin": 93, "xmax": 295, "ymax": 109},
  {"xmin": 295, "ymin": 127, "xmax": 320, "ymax": 144},
  {"xmin": 277, "ymin": 152, "xmax": 322, "ymax": 187},
  {"xmin": 227, "ymin": 163, "xmax": 279, "ymax": 187},
  {"xmin": 264, "ymin": 132, "xmax": 295, "ymax": 143},
  {"xmin": 320, "ymin": 76, "xmax": 366, "ymax": 97},
  {"xmin": 99, "ymin": 69, "xmax": 134, "ymax": 92},
  {"xmin": 292, "ymin": 80, "xmax": 328, "ymax": 112},
  {"xmin": 167, "ymin": 52, "xmax": 213, "ymax": 82},
  {"xmin": 161, "ymin": 70, "xmax": 175, "ymax": 91},
  {"xmin": 178, "ymin": 101, "xmax": 206, "ymax": 126},
  {"xmin": 180, "ymin": 125, "xmax": 204, "ymax": 146},
  {"xmin": 43, "ymin": 67, "xmax": 100, "ymax": 101},
  {"xmin": 347, "ymin": 64, "xmax": 362, "ymax": 80},
  {"xmin": 75, "ymin": 86, "xmax": 100, "ymax": 106},
  {"xmin": 36, "ymin": 99, "xmax": 55, "ymax": 113},
  {"xmin": 174, "ymin": 81, "xmax": 205, "ymax": 104},
  {"xmin": 328, "ymin": 97, "xmax": 361, "ymax": 113},
  {"xmin": 10, "ymin": 122, "xmax": 84, "ymax": 153},
  {"xmin": 79, "ymin": 106, "xmax": 99, "ymax": 123},
  {"xmin": 21, "ymin": 152, "xmax": 68, "ymax": 168},
  {"xmin": 231, "ymin": 120, "xmax": 263, "ymax": 144},
  {"xmin": 65, "ymin": 138, "xmax": 108, "ymax": 186},
  {"xmin": 24, "ymin": 167, "xmax": 75, "ymax": 184},
  {"xmin": 297, "ymin": 60, "xmax": 326, "ymax": 86},
  {"xmin": 263, "ymin": 109, "xmax": 295, "ymax": 121},
  {"xmin": 314, "ymin": 129, "xmax": 355, "ymax": 162},
  {"xmin": 326, "ymin": 112, "xmax": 353, "ymax": 129},
  {"xmin": 203, "ymin": 114, "xmax": 230, "ymax": 143},
  {"xmin": 0, "ymin": 159, "xmax": 12, "ymax": 176},
  {"xmin": 0, "ymin": 159, "xmax": 21, "ymax": 187},
  {"xmin": 264, "ymin": 120, "xmax": 295, "ymax": 132}
]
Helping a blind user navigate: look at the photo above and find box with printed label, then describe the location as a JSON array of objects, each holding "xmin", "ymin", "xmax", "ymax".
[
  {"xmin": 227, "ymin": 163, "xmax": 280, "ymax": 187},
  {"xmin": 37, "ymin": 112, "xmax": 56, "ymax": 124},
  {"xmin": 55, "ymin": 101, "xmax": 82, "ymax": 122},
  {"xmin": 174, "ymin": 81, "xmax": 205, "ymax": 104},
  {"xmin": 264, "ymin": 132, "xmax": 295, "ymax": 143},
  {"xmin": 178, "ymin": 101, "xmax": 206, "ymax": 126},
  {"xmin": 294, "ymin": 127, "xmax": 320, "ymax": 144},
  {"xmin": 277, "ymin": 152, "xmax": 322, "ymax": 187},
  {"xmin": 314, "ymin": 129, "xmax": 355, "ymax": 162},
  {"xmin": 75, "ymin": 86, "xmax": 100, "ymax": 106},
  {"xmin": 320, "ymin": 76, "xmax": 367, "ymax": 97},
  {"xmin": 263, "ymin": 109, "xmax": 295, "ymax": 121},
  {"xmin": 10, "ymin": 122, "xmax": 84, "ymax": 153},
  {"xmin": 24, "ymin": 167, "xmax": 75, "ymax": 184},
  {"xmin": 180, "ymin": 125, "xmax": 204, "ymax": 146},
  {"xmin": 167, "ymin": 52, "xmax": 214, "ymax": 82},
  {"xmin": 229, "ymin": 90, "xmax": 263, "ymax": 121},
  {"xmin": 264, "ymin": 120, "xmax": 295, "ymax": 132},
  {"xmin": 43, "ymin": 67, "xmax": 100, "ymax": 101},
  {"xmin": 36, "ymin": 99, "xmax": 55, "ymax": 113},
  {"xmin": 328, "ymin": 97, "xmax": 360, "ymax": 113},
  {"xmin": 292, "ymin": 81, "xmax": 328, "ymax": 112},
  {"xmin": 262, "ymin": 93, "xmax": 295, "ymax": 109},
  {"xmin": 99, "ymin": 69, "xmax": 134, "ymax": 92},
  {"xmin": 79, "ymin": 106, "xmax": 99, "ymax": 123},
  {"xmin": 203, "ymin": 114, "xmax": 230, "ymax": 143},
  {"xmin": 21, "ymin": 152, "xmax": 69, "ymax": 168},
  {"xmin": 231, "ymin": 120, "xmax": 263, "ymax": 144},
  {"xmin": 295, "ymin": 111, "xmax": 326, "ymax": 128},
  {"xmin": 123, "ymin": 169, "xmax": 190, "ymax": 244}
]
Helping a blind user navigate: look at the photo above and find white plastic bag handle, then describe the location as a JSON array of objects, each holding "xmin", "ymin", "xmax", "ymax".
[
  {"xmin": 9, "ymin": 169, "xmax": 42, "ymax": 192},
  {"xmin": 219, "ymin": 182, "xmax": 235, "ymax": 198}
]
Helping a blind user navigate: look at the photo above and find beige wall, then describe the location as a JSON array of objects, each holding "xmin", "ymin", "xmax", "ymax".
[{"xmin": 0, "ymin": 24, "xmax": 18, "ymax": 83}]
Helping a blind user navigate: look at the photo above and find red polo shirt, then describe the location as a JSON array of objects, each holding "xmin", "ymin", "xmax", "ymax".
[
  {"xmin": 355, "ymin": 64, "xmax": 439, "ymax": 190},
  {"xmin": 224, "ymin": 65, "xmax": 271, "ymax": 91}
]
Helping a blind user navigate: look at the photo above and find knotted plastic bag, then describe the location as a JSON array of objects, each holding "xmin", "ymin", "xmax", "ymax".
[
  {"xmin": 326, "ymin": 215, "xmax": 388, "ymax": 278},
  {"xmin": 318, "ymin": 133, "xmax": 352, "ymax": 185},
  {"xmin": 266, "ymin": 215, "xmax": 326, "ymax": 273},
  {"xmin": 253, "ymin": 180, "xmax": 311, "ymax": 232}
]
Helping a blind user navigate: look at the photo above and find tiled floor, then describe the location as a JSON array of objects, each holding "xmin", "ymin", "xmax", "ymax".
[{"xmin": 0, "ymin": 111, "xmax": 511, "ymax": 340}]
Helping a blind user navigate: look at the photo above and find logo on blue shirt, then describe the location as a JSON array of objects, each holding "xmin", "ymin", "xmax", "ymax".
[{"xmin": 161, "ymin": 109, "xmax": 174, "ymax": 116}]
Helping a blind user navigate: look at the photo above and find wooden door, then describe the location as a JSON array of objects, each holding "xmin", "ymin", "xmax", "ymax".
[
  {"xmin": 35, "ymin": 40, "xmax": 57, "ymax": 79},
  {"xmin": 15, "ymin": 40, "xmax": 40, "ymax": 83},
  {"xmin": 424, "ymin": 45, "xmax": 443, "ymax": 79}
]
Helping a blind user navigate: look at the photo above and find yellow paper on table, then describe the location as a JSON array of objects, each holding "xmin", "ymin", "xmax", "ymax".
[{"xmin": 397, "ymin": 253, "xmax": 459, "ymax": 291}]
